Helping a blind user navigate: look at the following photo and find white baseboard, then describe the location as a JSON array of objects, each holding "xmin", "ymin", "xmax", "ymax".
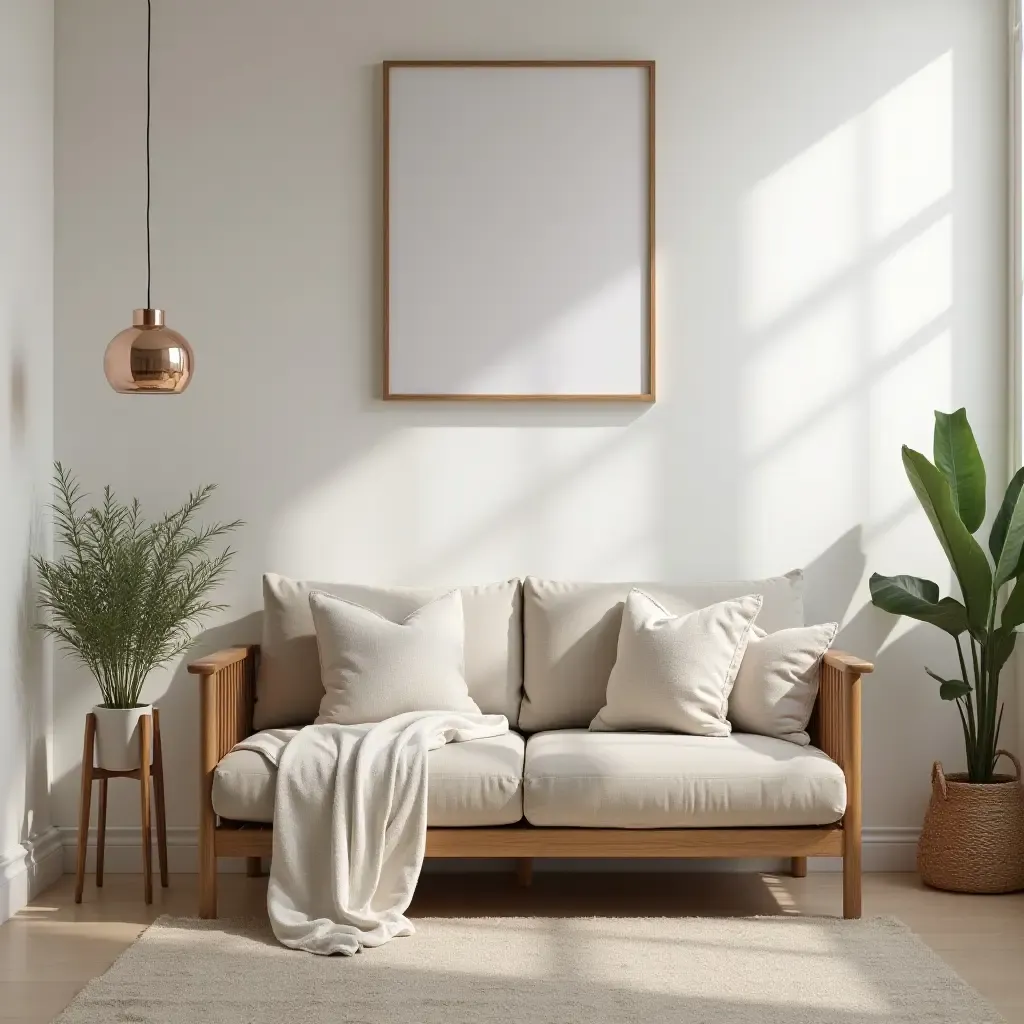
[
  {"xmin": 0, "ymin": 828, "xmax": 64, "ymax": 922},
  {"xmin": 58, "ymin": 826, "xmax": 251, "ymax": 875},
  {"xmin": 58, "ymin": 826, "xmax": 920, "ymax": 875},
  {"xmin": 848, "ymin": 827, "xmax": 920, "ymax": 872}
]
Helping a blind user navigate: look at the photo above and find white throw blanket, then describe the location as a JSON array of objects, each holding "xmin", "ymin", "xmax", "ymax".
[{"xmin": 237, "ymin": 711, "xmax": 508, "ymax": 955}]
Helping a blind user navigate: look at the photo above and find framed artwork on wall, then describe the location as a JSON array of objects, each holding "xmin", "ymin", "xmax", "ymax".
[{"xmin": 383, "ymin": 60, "xmax": 655, "ymax": 401}]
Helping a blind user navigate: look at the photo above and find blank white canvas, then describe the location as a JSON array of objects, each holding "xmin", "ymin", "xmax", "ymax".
[{"xmin": 386, "ymin": 64, "xmax": 651, "ymax": 397}]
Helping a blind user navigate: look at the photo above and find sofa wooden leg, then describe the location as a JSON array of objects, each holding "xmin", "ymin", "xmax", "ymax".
[
  {"xmin": 198, "ymin": 671, "xmax": 220, "ymax": 919},
  {"xmin": 516, "ymin": 857, "xmax": 533, "ymax": 887},
  {"xmin": 843, "ymin": 849, "xmax": 862, "ymax": 919},
  {"xmin": 74, "ymin": 715, "xmax": 96, "ymax": 905},
  {"xmin": 246, "ymin": 857, "xmax": 263, "ymax": 878},
  {"xmin": 842, "ymin": 812, "xmax": 862, "ymax": 918},
  {"xmin": 842, "ymin": 670, "xmax": 863, "ymax": 919},
  {"xmin": 791, "ymin": 856, "xmax": 807, "ymax": 878},
  {"xmin": 199, "ymin": 856, "xmax": 218, "ymax": 919},
  {"xmin": 198, "ymin": 818, "xmax": 218, "ymax": 919}
]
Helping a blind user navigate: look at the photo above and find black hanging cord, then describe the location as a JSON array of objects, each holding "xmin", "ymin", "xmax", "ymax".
[{"xmin": 146, "ymin": 0, "xmax": 152, "ymax": 309}]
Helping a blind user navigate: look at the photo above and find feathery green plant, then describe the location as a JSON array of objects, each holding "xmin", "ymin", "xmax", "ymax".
[{"xmin": 35, "ymin": 463, "xmax": 242, "ymax": 708}]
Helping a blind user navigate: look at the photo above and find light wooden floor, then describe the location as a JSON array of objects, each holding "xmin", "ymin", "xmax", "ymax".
[{"xmin": 2, "ymin": 870, "xmax": 1023, "ymax": 1022}]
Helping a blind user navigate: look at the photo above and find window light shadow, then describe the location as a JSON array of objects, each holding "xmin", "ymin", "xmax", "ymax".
[{"xmin": 738, "ymin": 51, "xmax": 957, "ymax": 601}]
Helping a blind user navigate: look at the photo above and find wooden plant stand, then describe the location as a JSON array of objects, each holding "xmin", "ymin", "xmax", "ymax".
[{"xmin": 74, "ymin": 708, "xmax": 169, "ymax": 904}]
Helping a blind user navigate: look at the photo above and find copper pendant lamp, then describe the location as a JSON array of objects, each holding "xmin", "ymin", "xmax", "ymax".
[{"xmin": 104, "ymin": 0, "xmax": 193, "ymax": 394}]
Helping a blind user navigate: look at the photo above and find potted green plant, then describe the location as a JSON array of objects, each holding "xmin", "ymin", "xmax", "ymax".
[
  {"xmin": 35, "ymin": 464, "xmax": 242, "ymax": 771},
  {"xmin": 870, "ymin": 409, "xmax": 1024, "ymax": 892}
]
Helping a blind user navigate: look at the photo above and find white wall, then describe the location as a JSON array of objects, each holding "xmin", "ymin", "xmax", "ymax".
[
  {"xmin": 1, "ymin": 1, "xmax": 57, "ymax": 914},
  {"xmin": 54, "ymin": 0, "xmax": 1009, "ymax": 866}
]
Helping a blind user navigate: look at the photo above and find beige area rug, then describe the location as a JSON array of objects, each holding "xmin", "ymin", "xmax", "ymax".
[{"xmin": 54, "ymin": 915, "xmax": 1002, "ymax": 1023}]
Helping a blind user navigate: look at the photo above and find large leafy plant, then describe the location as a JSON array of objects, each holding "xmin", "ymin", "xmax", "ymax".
[
  {"xmin": 35, "ymin": 464, "xmax": 242, "ymax": 709},
  {"xmin": 870, "ymin": 409, "xmax": 1024, "ymax": 783}
]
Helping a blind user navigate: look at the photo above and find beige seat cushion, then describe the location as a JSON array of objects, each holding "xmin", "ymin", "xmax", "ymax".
[
  {"xmin": 523, "ymin": 730, "xmax": 845, "ymax": 828},
  {"xmin": 212, "ymin": 730, "xmax": 526, "ymax": 826},
  {"xmin": 520, "ymin": 571, "xmax": 804, "ymax": 732},
  {"xmin": 254, "ymin": 575, "xmax": 523, "ymax": 730}
]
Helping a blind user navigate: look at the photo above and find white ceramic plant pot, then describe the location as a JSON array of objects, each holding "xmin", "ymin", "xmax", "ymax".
[{"xmin": 92, "ymin": 704, "xmax": 153, "ymax": 772}]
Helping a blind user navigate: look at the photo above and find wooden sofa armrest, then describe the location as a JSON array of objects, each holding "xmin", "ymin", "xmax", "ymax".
[
  {"xmin": 811, "ymin": 649, "xmax": 871, "ymax": 917},
  {"xmin": 189, "ymin": 644, "xmax": 259, "ymax": 766},
  {"xmin": 187, "ymin": 645, "xmax": 254, "ymax": 677},
  {"xmin": 822, "ymin": 650, "xmax": 874, "ymax": 676},
  {"xmin": 812, "ymin": 650, "xmax": 871, "ymax": 771},
  {"xmin": 192, "ymin": 644, "xmax": 259, "ymax": 916}
]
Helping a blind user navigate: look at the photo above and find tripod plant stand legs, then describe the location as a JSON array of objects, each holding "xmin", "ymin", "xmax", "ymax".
[{"xmin": 74, "ymin": 708, "xmax": 169, "ymax": 904}]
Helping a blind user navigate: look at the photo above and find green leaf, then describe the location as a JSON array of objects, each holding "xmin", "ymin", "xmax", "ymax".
[
  {"xmin": 925, "ymin": 667, "xmax": 972, "ymax": 701},
  {"xmin": 941, "ymin": 680, "xmax": 973, "ymax": 701},
  {"xmin": 934, "ymin": 409, "xmax": 986, "ymax": 533},
  {"xmin": 991, "ymin": 468, "xmax": 1024, "ymax": 585},
  {"xmin": 989, "ymin": 467, "xmax": 1024, "ymax": 567},
  {"xmin": 1001, "ymin": 577, "xmax": 1024, "ymax": 632},
  {"xmin": 990, "ymin": 628, "xmax": 1018, "ymax": 678},
  {"xmin": 902, "ymin": 446, "xmax": 993, "ymax": 634},
  {"xmin": 868, "ymin": 573, "xmax": 967, "ymax": 635}
]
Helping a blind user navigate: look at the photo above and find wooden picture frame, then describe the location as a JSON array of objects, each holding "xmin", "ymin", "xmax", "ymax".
[{"xmin": 382, "ymin": 60, "xmax": 656, "ymax": 402}]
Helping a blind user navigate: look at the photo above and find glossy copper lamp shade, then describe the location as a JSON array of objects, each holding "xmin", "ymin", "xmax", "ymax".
[
  {"xmin": 105, "ymin": 2, "xmax": 195, "ymax": 395},
  {"xmin": 104, "ymin": 308, "xmax": 194, "ymax": 394}
]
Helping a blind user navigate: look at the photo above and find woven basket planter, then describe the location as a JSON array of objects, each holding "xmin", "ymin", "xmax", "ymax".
[{"xmin": 917, "ymin": 750, "xmax": 1024, "ymax": 893}]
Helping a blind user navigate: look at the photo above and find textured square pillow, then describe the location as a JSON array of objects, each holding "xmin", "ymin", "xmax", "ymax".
[
  {"xmin": 728, "ymin": 622, "xmax": 838, "ymax": 745},
  {"xmin": 310, "ymin": 589, "xmax": 481, "ymax": 725},
  {"xmin": 590, "ymin": 590, "xmax": 763, "ymax": 736}
]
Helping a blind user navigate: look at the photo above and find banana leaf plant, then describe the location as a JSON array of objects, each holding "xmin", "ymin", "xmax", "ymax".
[{"xmin": 870, "ymin": 409, "xmax": 1024, "ymax": 783}]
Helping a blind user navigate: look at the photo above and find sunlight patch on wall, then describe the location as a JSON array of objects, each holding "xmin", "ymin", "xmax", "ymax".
[
  {"xmin": 270, "ymin": 422, "xmax": 659, "ymax": 585},
  {"xmin": 740, "ymin": 290, "xmax": 859, "ymax": 458},
  {"xmin": 741, "ymin": 123, "xmax": 859, "ymax": 330},
  {"xmin": 867, "ymin": 330, "xmax": 953, "ymax": 527},
  {"xmin": 524, "ymin": 425, "xmax": 661, "ymax": 580},
  {"xmin": 869, "ymin": 216, "xmax": 952, "ymax": 356},
  {"xmin": 738, "ymin": 51, "xmax": 954, "ymax": 586},
  {"xmin": 391, "ymin": 425, "xmax": 660, "ymax": 581},
  {"xmin": 741, "ymin": 402, "xmax": 860, "ymax": 577},
  {"xmin": 867, "ymin": 54, "xmax": 953, "ymax": 242}
]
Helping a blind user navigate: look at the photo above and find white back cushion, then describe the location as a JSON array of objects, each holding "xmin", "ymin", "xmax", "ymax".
[
  {"xmin": 520, "ymin": 571, "xmax": 804, "ymax": 732},
  {"xmin": 255, "ymin": 574, "xmax": 522, "ymax": 729}
]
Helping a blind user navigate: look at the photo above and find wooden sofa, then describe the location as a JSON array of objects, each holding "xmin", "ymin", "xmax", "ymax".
[{"xmin": 189, "ymin": 644, "xmax": 872, "ymax": 920}]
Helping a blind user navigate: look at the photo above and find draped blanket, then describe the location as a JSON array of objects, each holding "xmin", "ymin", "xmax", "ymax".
[{"xmin": 238, "ymin": 711, "xmax": 509, "ymax": 955}]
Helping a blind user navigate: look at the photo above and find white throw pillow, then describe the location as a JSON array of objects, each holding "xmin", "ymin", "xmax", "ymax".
[
  {"xmin": 728, "ymin": 622, "xmax": 839, "ymax": 745},
  {"xmin": 310, "ymin": 589, "xmax": 481, "ymax": 725},
  {"xmin": 590, "ymin": 590, "xmax": 763, "ymax": 736}
]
